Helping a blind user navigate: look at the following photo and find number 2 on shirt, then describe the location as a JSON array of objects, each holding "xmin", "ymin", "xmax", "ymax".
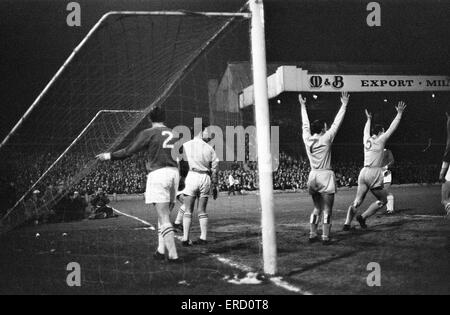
[{"xmin": 162, "ymin": 130, "xmax": 174, "ymax": 149}]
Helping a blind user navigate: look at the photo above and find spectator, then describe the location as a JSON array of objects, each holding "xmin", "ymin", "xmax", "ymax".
[{"xmin": 89, "ymin": 187, "xmax": 115, "ymax": 219}]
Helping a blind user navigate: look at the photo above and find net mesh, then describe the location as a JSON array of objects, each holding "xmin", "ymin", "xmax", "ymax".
[{"xmin": 0, "ymin": 13, "xmax": 251, "ymax": 232}]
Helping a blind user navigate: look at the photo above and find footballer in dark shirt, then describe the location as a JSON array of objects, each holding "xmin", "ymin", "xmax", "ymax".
[{"xmin": 96, "ymin": 106, "xmax": 181, "ymax": 262}]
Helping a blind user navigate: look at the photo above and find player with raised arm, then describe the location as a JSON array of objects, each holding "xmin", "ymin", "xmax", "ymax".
[
  {"xmin": 181, "ymin": 122, "xmax": 219, "ymax": 246},
  {"xmin": 439, "ymin": 112, "xmax": 450, "ymax": 219},
  {"xmin": 343, "ymin": 102, "xmax": 407, "ymax": 230},
  {"xmin": 96, "ymin": 106, "xmax": 181, "ymax": 262},
  {"xmin": 300, "ymin": 92, "xmax": 350, "ymax": 245}
]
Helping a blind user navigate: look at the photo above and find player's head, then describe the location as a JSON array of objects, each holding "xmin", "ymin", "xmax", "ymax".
[
  {"xmin": 371, "ymin": 124, "xmax": 385, "ymax": 137},
  {"xmin": 192, "ymin": 119, "xmax": 210, "ymax": 140},
  {"xmin": 149, "ymin": 106, "xmax": 166, "ymax": 123},
  {"xmin": 311, "ymin": 119, "xmax": 328, "ymax": 135}
]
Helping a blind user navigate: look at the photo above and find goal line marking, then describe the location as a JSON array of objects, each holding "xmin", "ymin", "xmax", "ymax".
[
  {"xmin": 112, "ymin": 206, "xmax": 312, "ymax": 295},
  {"xmin": 112, "ymin": 207, "xmax": 156, "ymax": 230}
]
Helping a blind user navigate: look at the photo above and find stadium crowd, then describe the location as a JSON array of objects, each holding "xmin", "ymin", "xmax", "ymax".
[
  {"xmin": 0, "ymin": 150, "xmax": 440, "ymax": 202},
  {"xmin": 0, "ymin": 148, "xmax": 441, "ymax": 223}
]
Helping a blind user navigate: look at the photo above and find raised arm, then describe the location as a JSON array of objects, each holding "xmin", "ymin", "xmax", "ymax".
[
  {"xmin": 299, "ymin": 94, "xmax": 311, "ymax": 139},
  {"xmin": 96, "ymin": 129, "xmax": 150, "ymax": 161},
  {"xmin": 325, "ymin": 92, "xmax": 350, "ymax": 141},
  {"xmin": 363, "ymin": 109, "xmax": 372, "ymax": 143},
  {"xmin": 379, "ymin": 101, "xmax": 407, "ymax": 142}
]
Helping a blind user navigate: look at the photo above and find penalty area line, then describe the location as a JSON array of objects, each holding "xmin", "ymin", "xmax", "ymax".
[{"xmin": 111, "ymin": 207, "xmax": 156, "ymax": 230}]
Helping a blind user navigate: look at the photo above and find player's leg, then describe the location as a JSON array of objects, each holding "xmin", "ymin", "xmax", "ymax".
[
  {"xmin": 386, "ymin": 191, "xmax": 394, "ymax": 213},
  {"xmin": 193, "ymin": 175, "xmax": 211, "ymax": 244},
  {"xmin": 343, "ymin": 183, "xmax": 368, "ymax": 229},
  {"xmin": 181, "ymin": 172, "xmax": 198, "ymax": 245},
  {"xmin": 357, "ymin": 168, "xmax": 387, "ymax": 227},
  {"xmin": 155, "ymin": 211, "xmax": 166, "ymax": 260},
  {"xmin": 148, "ymin": 167, "xmax": 180, "ymax": 261},
  {"xmin": 155, "ymin": 202, "xmax": 178, "ymax": 260},
  {"xmin": 441, "ymin": 181, "xmax": 450, "ymax": 218},
  {"xmin": 309, "ymin": 192, "xmax": 323, "ymax": 242},
  {"xmin": 359, "ymin": 187, "xmax": 388, "ymax": 227},
  {"xmin": 174, "ymin": 194, "xmax": 185, "ymax": 230},
  {"xmin": 322, "ymin": 193, "xmax": 334, "ymax": 244},
  {"xmin": 182, "ymin": 195, "xmax": 196, "ymax": 245},
  {"xmin": 384, "ymin": 172, "xmax": 394, "ymax": 214},
  {"xmin": 194, "ymin": 197, "xmax": 209, "ymax": 244}
]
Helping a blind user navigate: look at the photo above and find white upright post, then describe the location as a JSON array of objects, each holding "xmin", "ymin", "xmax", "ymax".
[{"xmin": 249, "ymin": 0, "xmax": 277, "ymax": 275}]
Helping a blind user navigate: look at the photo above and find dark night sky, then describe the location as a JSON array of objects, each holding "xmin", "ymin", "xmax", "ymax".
[{"xmin": 0, "ymin": 0, "xmax": 449, "ymax": 139}]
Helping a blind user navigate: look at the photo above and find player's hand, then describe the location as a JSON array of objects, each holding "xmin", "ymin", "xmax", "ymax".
[
  {"xmin": 298, "ymin": 94, "xmax": 307, "ymax": 106},
  {"xmin": 96, "ymin": 153, "xmax": 111, "ymax": 161},
  {"xmin": 340, "ymin": 92, "xmax": 350, "ymax": 106},
  {"xmin": 212, "ymin": 185, "xmax": 218, "ymax": 200},
  {"xmin": 365, "ymin": 109, "xmax": 372, "ymax": 120},
  {"xmin": 395, "ymin": 101, "xmax": 407, "ymax": 114}
]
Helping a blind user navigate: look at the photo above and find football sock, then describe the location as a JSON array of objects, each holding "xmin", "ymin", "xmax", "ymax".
[
  {"xmin": 175, "ymin": 204, "xmax": 185, "ymax": 225},
  {"xmin": 322, "ymin": 214, "xmax": 331, "ymax": 240},
  {"xmin": 183, "ymin": 212, "xmax": 192, "ymax": 242},
  {"xmin": 387, "ymin": 194, "xmax": 394, "ymax": 212},
  {"xmin": 345, "ymin": 205, "xmax": 356, "ymax": 225},
  {"xmin": 160, "ymin": 223, "xmax": 178, "ymax": 259},
  {"xmin": 157, "ymin": 221, "xmax": 165, "ymax": 254},
  {"xmin": 198, "ymin": 213, "xmax": 208, "ymax": 240},
  {"xmin": 310, "ymin": 211, "xmax": 320, "ymax": 238}
]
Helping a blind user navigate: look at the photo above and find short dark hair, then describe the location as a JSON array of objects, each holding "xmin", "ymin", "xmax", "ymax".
[
  {"xmin": 371, "ymin": 124, "xmax": 384, "ymax": 136},
  {"xmin": 149, "ymin": 106, "xmax": 166, "ymax": 123},
  {"xmin": 190, "ymin": 119, "xmax": 209, "ymax": 136},
  {"xmin": 310, "ymin": 119, "xmax": 326, "ymax": 135}
]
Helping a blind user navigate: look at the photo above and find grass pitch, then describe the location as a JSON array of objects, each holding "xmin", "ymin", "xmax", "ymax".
[{"xmin": 0, "ymin": 185, "xmax": 449, "ymax": 295}]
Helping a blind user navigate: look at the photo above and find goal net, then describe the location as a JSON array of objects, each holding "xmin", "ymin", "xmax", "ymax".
[
  {"xmin": 0, "ymin": 11, "xmax": 251, "ymax": 232},
  {"xmin": 0, "ymin": 8, "xmax": 282, "ymax": 292}
]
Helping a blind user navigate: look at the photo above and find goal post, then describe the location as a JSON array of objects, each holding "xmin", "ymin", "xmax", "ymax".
[{"xmin": 249, "ymin": 0, "xmax": 277, "ymax": 276}]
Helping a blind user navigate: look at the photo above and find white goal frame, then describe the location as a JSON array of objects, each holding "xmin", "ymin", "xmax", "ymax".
[{"xmin": 0, "ymin": 1, "xmax": 277, "ymax": 275}]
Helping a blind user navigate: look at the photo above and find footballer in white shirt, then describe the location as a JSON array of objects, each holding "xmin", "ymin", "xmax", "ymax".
[
  {"xmin": 180, "ymin": 123, "xmax": 219, "ymax": 246},
  {"xmin": 300, "ymin": 92, "xmax": 350, "ymax": 245},
  {"xmin": 344, "ymin": 102, "xmax": 406, "ymax": 230}
]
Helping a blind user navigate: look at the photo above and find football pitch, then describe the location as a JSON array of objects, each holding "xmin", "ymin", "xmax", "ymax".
[{"xmin": 0, "ymin": 185, "xmax": 449, "ymax": 295}]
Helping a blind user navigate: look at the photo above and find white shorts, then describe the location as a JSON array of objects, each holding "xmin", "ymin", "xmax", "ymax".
[
  {"xmin": 383, "ymin": 170, "xmax": 392, "ymax": 184},
  {"xmin": 307, "ymin": 169, "xmax": 336, "ymax": 195},
  {"xmin": 183, "ymin": 171, "xmax": 211, "ymax": 198},
  {"xmin": 144, "ymin": 167, "xmax": 180, "ymax": 204},
  {"xmin": 358, "ymin": 167, "xmax": 384, "ymax": 190}
]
